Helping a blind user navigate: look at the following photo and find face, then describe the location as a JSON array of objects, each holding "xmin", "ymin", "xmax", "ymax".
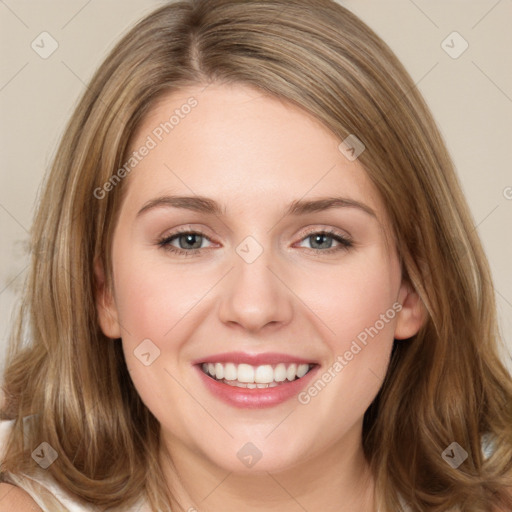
[{"xmin": 96, "ymin": 83, "xmax": 424, "ymax": 477}]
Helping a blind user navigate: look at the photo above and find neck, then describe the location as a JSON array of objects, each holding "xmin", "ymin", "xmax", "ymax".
[{"xmin": 159, "ymin": 426, "xmax": 376, "ymax": 512}]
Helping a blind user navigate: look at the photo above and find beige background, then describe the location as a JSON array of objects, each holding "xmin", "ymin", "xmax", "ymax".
[{"xmin": 1, "ymin": 1, "xmax": 511, "ymax": 374}]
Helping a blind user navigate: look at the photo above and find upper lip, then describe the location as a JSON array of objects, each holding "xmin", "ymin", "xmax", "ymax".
[{"xmin": 192, "ymin": 351, "xmax": 318, "ymax": 366}]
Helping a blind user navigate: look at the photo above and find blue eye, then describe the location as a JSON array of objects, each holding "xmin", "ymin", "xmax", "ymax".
[
  {"xmin": 157, "ymin": 229, "xmax": 210, "ymax": 257},
  {"xmin": 298, "ymin": 230, "xmax": 353, "ymax": 253},
  {"xmin": 157, "ymin": 228, "xmax": 353, "ymax": 257}
]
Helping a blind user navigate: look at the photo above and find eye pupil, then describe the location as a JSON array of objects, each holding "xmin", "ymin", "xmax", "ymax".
[
  {"xmin": 180, "ymin": 233, "xmax": 202, "ymax": 249},
  {"xmin": 311, "ymin": 234, "xmax": 331, "ymax": 249}
]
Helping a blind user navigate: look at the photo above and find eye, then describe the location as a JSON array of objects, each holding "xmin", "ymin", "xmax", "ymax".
[
  {"xmin": 296, "ymin": 228, "xmax": 353, "ymax": 255},
  {"xmin": 157, "ymin": 227, "xmax": 353, "ymax": 257},
  {"xmin": 157, "ymin": 228, "xmax": 214, "ymax": 257}
]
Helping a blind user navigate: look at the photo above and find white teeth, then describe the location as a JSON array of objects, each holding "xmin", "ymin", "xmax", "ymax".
[
  {"xmin": 215, "ymin": 362, "xmax": 224, "ymax": 379},
  {"xmin": 237, "ymin": 364, "xmax": 254, "ymax": 383},
  {"xmin": 254, "ymin": 365, "xmax": 274, "ymax": 384},
  {"xmin": 224, "ymin": 362, "xmax": 237, "ymax": 380},
  {"xmin": 297, "ymin": 363, "xmax": 309, "ymax": 378},
  {"xmin": 200, "ymin": 361, "xmax": 313, "ymax": 384},
  {"xmin": 221, "ymin": 379, "xmax": 280, "ymax": 389},
  {"xmin": 286, "ymin": 364, "xmax": 297, "ymax": 381},
  {"xmin": 274, "ymin": 363, "xmax": 287, "ymax": 382}
]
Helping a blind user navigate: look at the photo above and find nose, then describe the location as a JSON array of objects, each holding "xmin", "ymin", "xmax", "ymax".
[{"xmin": 217, "ymin": 239, "xmax": 294, "ymax": 333}]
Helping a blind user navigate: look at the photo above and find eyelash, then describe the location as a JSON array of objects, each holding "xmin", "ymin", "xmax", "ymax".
[{"xmin": 157, "ymin": 227, "xmax": 353, "ymax": 257}]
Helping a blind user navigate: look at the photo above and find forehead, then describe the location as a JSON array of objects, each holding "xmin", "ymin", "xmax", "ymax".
[{"xmin": 122, "ymin": 82, "xmax": 386, "ymax": 224}]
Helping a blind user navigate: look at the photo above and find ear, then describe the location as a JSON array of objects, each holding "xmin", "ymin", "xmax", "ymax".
[
  {"xmin": 94, "ymin": 257, "xmax": 122, "ymax": 339},
  {"xmin": 394, "ymin": 279, "xmax": 427, "ymax": 340}
]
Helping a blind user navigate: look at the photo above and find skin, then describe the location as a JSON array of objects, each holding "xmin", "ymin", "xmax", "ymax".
[
  {"xmin": 96, "ymin": 83, "xmax": 425, "ymax": 512},
  {"xmin": 0, "ymin": 484, "xmax": 42, "ymax": 512}
]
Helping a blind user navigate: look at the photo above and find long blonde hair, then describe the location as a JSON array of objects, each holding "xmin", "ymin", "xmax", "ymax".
[{"xmin": 1, "ymin": 0, "xmax": 511, "ymax": 510}]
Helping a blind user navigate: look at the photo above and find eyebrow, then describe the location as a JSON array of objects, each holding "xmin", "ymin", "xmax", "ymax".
[{"xmin": 136, "ymin": 195, "xmax": 376, "ymax": 219}]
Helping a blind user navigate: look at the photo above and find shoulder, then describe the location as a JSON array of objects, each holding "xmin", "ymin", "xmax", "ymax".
[
  {"xmin": 0, "ymin": 420, "xmax": 41, "ymax": 510},
  {"xmin": 0, "ymin": 483, "xmax": 42, "ymax": 511}
]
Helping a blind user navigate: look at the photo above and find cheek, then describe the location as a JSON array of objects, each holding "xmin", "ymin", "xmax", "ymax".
[
  {"xmin": 112, "ymin": 260, "xmax": 196, "ymax": 422},
  {"xmin": 112, "ymin": 248, "xmax": 207, "ymax": 342},
  {"xmin": 294, "ymin": 247, "xmax": 400, "ymax": 414},
  {"xmin": 110, "ymin": 247, "xmax": 215, "ymax": 412},
  {"xmin": 301, "ymin": 246, "xmax": 401, "ymax": 349}
]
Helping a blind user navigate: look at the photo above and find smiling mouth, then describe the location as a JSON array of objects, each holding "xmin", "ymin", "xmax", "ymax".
[{"xmin": 200, "ymin": 361, "xmax": 316, "ymax": 389}]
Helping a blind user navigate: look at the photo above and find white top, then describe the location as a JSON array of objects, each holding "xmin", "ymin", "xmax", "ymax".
[
  {"xmin": 0, "ymin": 418, "xmax": 150, "ymax": 511},
  {"xmin": 0, "ymin": 417, "xmax": 496, "ymax": 511}
]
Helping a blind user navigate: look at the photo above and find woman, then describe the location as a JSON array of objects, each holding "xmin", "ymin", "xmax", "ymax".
[{"xmin": 1, "ymin": 0, "xmax": 511, "ymax": 510}]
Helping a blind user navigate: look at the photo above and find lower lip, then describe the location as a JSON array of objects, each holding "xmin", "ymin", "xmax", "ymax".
[{"xmin": 195, "ymin": 365, "xmax": 320, "ymax": 408}]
